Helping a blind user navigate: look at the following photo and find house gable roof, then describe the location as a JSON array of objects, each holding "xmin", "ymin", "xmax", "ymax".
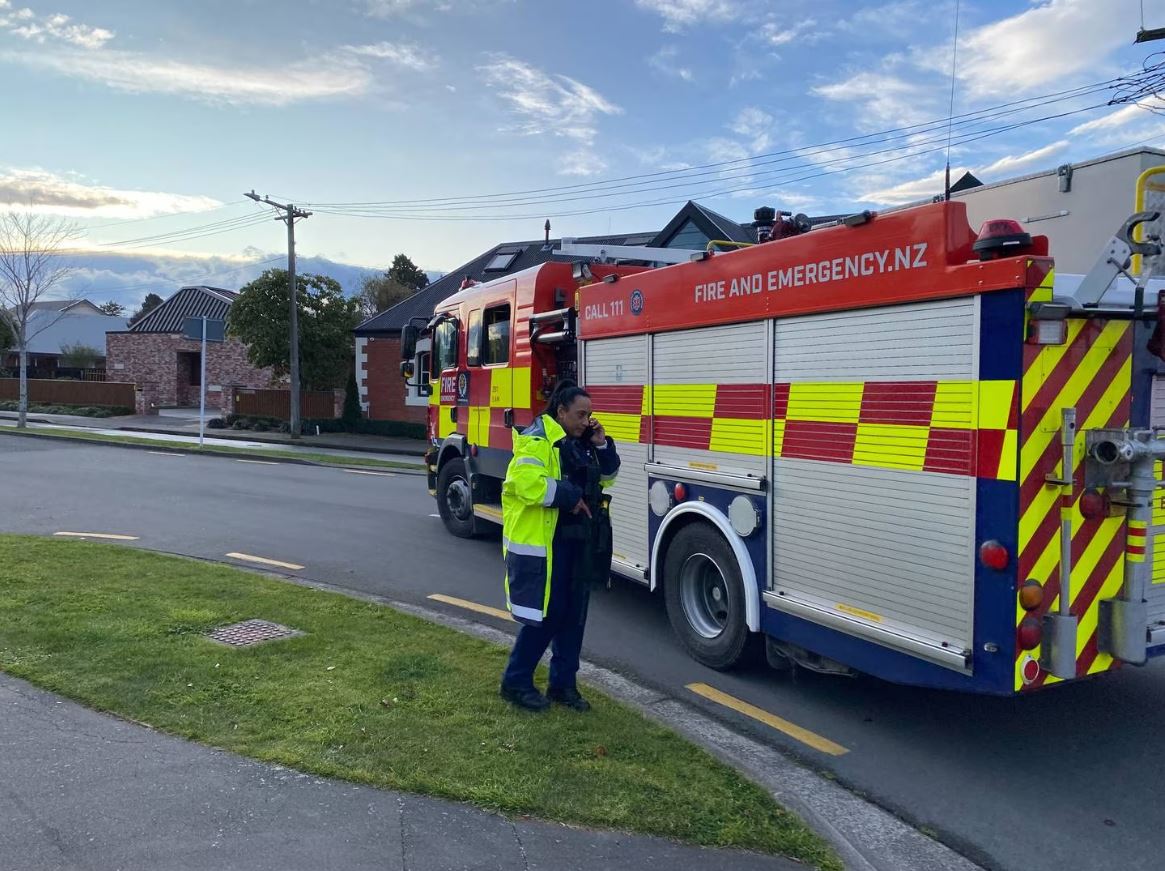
[
  {"xmin": 128, "ymin": 286, "xmax": 238, "ymax": 334},
  {"xmin": 23, "ymin": 299, "xmax": 103, "ymax": 316},
  {"xmin": 649, "ymin": 200, "xmax": 756, "ymax": 249}
]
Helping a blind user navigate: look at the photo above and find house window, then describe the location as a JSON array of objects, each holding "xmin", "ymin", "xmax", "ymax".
[
  {"xmin": 484, "ymin": 249, "xmax": 521, "ymax": 271},
  {"xmin": 466, "ymin": 310, "xmax": 482, "ymax": 367},
  {"xmin": 482, "ymin": 304, "xmax": 510, "ymax": 366},
  {"xmin": 431, "ymin": 319, "xmax": 459, "ymax": 376}
]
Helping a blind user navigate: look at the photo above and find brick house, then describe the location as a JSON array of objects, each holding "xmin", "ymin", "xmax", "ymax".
[
  {"xmin": 106, "ymin": 286, "xmax": 273, "ymax": 415},
  {"xmin": 353, "ymin": 201, "xmax": 768, "ymax": 425}
]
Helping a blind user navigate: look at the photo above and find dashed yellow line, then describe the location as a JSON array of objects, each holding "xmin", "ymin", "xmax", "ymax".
[
  {"xmin": 427, "ymin": 593, "xmax": 513, "ymax": 622},
  {"xmin": 686, "ymin": 682, "xmax": 849, "ymax": 756},
  {"xmin": 225, "ymin": 552, "xmax": 305, "ymax": 571},
  {"xmin": 54, "ymin": 531, "xmax": 140, "ymax": 541}
]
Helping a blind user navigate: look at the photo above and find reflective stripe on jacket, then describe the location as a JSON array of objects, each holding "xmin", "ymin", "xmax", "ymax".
[{"xmin": 501, "ymin": 414, "xmax": 579, "ymax": 626}]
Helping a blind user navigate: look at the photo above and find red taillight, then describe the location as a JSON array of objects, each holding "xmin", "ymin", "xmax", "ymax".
[
  {"xmin": 1021, "ymin": 656, "xmax": 1041, "ymax": 684},
  {"xmin": 979, "ymin": 540, "xmax": 1009, "ymax": 571},
  {"xmin": 1079, "ymin": 488, "xmax": 1110, "ymax": 521},
  {"xmin": 1018, "ymin": 616, "xmax": 1043, "ymax": 650},
  {"xmin": 973, "ymin": 219, "xmax": 1032, "ymax": 261},
  {"xmin": 673, "ymin": 483, "xmax": 687, "ymax": 502}
]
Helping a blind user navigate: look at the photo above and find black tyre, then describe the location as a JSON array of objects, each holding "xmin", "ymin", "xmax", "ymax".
[
  {"xmin": 436, "ymin": 458, "xmax": 475, "ymax": 539},
  {"xmin": 663, "ymin": 523, "xmax": 758, "ymax": 670}
]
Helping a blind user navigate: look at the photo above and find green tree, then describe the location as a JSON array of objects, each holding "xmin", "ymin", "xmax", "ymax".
[
  {"xmin": 228, "ymin": 269, "xmax": 360, "ymax": 391},
  {"xmin": 387, "ymin": 253, "xmax": 429, "ymax": 292},
  {"xmin": 358, "ymin": 274, "xmax": 413, "ymax": 319},
  {"xmin": 59, "ymin": 342, "xmax": 102, "ymax": 369},
  {"xmin": 129, "ymin": 292, "xmax": 164, "ymax": 326},
  {"xmin": 98, "ymin": 300, "xmax": 125, "ymax": 316}
]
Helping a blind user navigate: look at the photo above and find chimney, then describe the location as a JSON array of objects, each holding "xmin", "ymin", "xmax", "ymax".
[{"xmin": 544, "ymin": 219, "xmax": 551, "ymax": 243}]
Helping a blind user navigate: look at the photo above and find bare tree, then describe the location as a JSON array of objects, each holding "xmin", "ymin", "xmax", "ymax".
[{"xmin": 0, "ymin": 213, "xmax": 80, "ymax": 427}]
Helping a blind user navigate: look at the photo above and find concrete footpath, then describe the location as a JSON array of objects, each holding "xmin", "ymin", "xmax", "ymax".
[
  {"xmin": 0, "ymin": 673, "xmax": 801, "ymax": 871},
  {"xmin": 0, "ymin": 410, "xmax": 428, "ymax": 458}
]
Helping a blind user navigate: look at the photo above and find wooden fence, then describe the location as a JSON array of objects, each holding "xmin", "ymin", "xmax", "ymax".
[
  {"xmin": 233, "ymin": 388, "xmax": 337, "ymax": 420},
  {"xmin": 0, "ymin": 378, "xmax": 135, "ymax": 408}
]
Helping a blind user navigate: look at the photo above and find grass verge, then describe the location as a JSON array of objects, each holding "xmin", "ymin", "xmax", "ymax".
[
  {"xmin": 0, "ymin": 536, "xmax": 840, "ymax": 869},
  {"xmin": 0, "ymin": 425, "xmax": 421, "ymax": 471}
]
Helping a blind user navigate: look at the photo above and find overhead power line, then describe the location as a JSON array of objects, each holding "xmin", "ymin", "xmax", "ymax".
[{"xmin": 301, "ymin": 70, "xmax": 1153, "ymax": 213}]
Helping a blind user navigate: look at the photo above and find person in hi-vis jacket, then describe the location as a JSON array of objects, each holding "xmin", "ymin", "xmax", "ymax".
[{"xmin": 499, "ymin": 380, "xmax": 620, "ymax": 712}]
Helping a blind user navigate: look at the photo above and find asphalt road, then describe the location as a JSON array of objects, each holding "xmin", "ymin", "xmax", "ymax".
[{"xmin": 2, "ymin": 436, "xmax": 1162, "ymax": 871}]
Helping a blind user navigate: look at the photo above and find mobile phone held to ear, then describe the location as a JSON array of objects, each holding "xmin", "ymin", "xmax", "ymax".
[{"xmin": 582, "ymin": 424, "xmax": 596, "ymax": 442}]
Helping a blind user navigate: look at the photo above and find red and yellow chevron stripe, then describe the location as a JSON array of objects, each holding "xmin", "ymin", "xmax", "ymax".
[
  {"xmin": 1016, "ymin": 285, "xmax": 1133, "ymax": 690},
  {"xmin": 588, "ymin": 379, "xmax": 1018, "ymax": 479}
]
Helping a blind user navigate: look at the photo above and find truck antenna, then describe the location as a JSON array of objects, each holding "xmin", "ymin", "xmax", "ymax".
[{"xmin": 944, "ymin": 0, "xmax": 962, "ymax": 202}]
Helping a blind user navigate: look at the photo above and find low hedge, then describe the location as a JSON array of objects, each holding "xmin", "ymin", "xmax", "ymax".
[{"xmin": 0, "ymin": 400, "xmax": 133, "ymax": 418}]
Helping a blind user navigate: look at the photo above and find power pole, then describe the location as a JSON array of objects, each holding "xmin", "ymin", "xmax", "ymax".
[{"xmin": 245, "ymin": 190, "xmax": 311, "ymax": 439}]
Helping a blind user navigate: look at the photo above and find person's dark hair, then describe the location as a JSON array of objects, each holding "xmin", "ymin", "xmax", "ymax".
[{"xmin": 544, "ymin": 379, "xmax": 589, "ymax": 419}]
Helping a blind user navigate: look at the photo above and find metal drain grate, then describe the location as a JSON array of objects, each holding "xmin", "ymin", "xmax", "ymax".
[{"xmin": 205, "ymin": 619, "xmax": 303, "ymax": 647}]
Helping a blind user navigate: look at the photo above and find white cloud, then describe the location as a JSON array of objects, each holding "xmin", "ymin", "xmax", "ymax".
[
  {"xmin": 1071, "ymin": 98, "xmax": 1165, "ymax": 136},
  {"xmin": 359, "ymin": 0, "xmax": 511, "ymax": 17},
  {"xmin": 0, "ymin": 168, "xmax": 222, "ymax": 219},
  {"xmin": 761, "ymin": 17, "xmax": 817, "ymax": 47},
  {"xmin": 478, "ymin": 55, "xmax": 621, "ymax": 176},
  {"xmin": 977, "ymin": 141, "xmax": 1069, "ymax": 177},
  {"xmin": 477, "ymin": 54, "xmax": 621, "ymax": 145},
  {"xmin": 634, "ymin": 0, "xmax": 739, "ymax": 31},
  {"xmin": 955, "ymin": 0, "xmax": 1133, "ymax": 100},
  {"xmin": 861, "ymin": 167, "xmax": 954, "ymax": 205},
  {"xmin": 648, "ymin": 46, "xmax": 692, "ymax": 82},
  {"xmin": 729, "ymin": 107, "xmax": 773, "ymax": 140},
  {"xmin": 0, "ymin": 5, "xmax": 113, "ymax": 49},
  {"xmin": 344, "ymin": 41, "xmax": 436, "ymax": 71},
  {"xmin": 814, "ymin": 71, "xmax": 935, "ymax": 129},
  {"xmin": 559, "ymin": 150, "xmax": 607, "ymax": 177},
  {"xmin": 860, "ymin": 140, "xmax": 1069, "ymax": 204},
  {"xmin": 4, "ymin": 47, "xmax": 372, "ymax": 105}
]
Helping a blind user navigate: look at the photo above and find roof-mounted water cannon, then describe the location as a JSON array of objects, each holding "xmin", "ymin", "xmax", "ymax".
[{"xmin": 753, "ymin": 206, "xmax": 811, "ymax": 243}]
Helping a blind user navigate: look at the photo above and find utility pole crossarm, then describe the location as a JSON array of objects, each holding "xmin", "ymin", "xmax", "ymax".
[{"xmin": 244, "ymin": 189, "xmax": 311, "ymax": 439}]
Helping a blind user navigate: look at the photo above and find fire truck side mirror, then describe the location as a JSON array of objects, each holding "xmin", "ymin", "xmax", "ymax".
[
  {"xmin": 401, "ymin": 325, "xmax": 418, "ymax": 360},
  {"xmin": 400, "ymin": 360, "xmax": 415, "ymax": 380}
]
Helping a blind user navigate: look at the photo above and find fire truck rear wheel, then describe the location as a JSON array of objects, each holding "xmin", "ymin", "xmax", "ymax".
[
  {"xmin": 663, "ymin": 523, "xmax": 757, "ymax": 670},
  {"xmin": 436, "ymin": 458, "xmax": 476, "ymax": 539}
]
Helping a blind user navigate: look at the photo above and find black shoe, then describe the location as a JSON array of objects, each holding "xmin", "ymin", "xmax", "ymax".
[
  {"xmin": 499, "ymin": 684, "xmax": 550, "ymax": 712},
  {"xmin": 546, "ymin": 686, "xmax": 591, "ymax": 712}
]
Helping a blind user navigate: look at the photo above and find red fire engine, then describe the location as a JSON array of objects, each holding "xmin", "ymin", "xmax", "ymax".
[{"xmin": 401, "ymin": 199, "xmax": 1165, "ymax": 694}]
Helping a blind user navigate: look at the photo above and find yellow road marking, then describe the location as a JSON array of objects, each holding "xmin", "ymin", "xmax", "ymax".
[
  {"xmin": 236, "ymin": 459, "xmax": 279, "ymax": 465},
  {"xmin": 686, "ymin": 682, "xmax": 849, "ymax": 756},
  {"xmin": 225, "ymin": 552, "xmax": 305, "ymax": 571},
  {"xmin": 54, "ymin": 531, "xmax": 139, "ymax": 541},
  {"xmin": 427, "ymin": 593, "xmax": 513, "ymax": 622},
  {"xmin": 343, "ymin": 469, "xmax": 396, "ymax": 477}
]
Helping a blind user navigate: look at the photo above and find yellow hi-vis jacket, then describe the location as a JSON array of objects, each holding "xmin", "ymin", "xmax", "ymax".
[{"xmin": 501, "ymin": 414, "xmax": 580, "ymax": 626}]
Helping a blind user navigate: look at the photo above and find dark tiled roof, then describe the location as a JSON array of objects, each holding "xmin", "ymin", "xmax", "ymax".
[
  {"xmin": 129, "ymin": 286, "xmax": 238, "ymax": 334},
  {"xmin": 354, "ymin": 230, "xmax": 650, "ymax": 336}
]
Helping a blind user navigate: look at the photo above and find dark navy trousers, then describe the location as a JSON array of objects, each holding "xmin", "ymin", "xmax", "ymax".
[{"xmin": 501, "ymin": 538, "xmax": 588, "ymax": 692}]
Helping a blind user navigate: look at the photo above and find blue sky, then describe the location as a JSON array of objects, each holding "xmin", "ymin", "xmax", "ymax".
[{"xmin": 3, "ymin": 0, "xmax": 1165, "ymax": 305}]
